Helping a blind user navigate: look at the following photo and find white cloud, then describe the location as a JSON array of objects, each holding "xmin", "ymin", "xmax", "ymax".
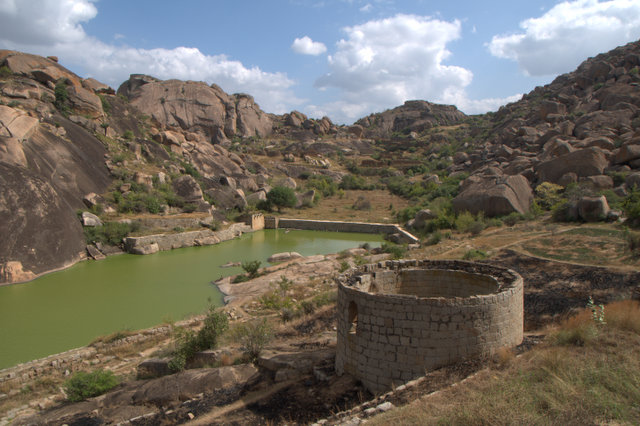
[
  {"xmin": 0, "ymin": 0, "xmax": 300, "ymax": 114},
  {"xmin": 313, "ymin": 14, "xmax": 509, "ymax": 123},
  {"xmin": 360, "ymin": 3, "xmax": 372, "ymax": 12},
  {"xmin": 291, "ymin": 36, "xmax": 327, "ymax": 56},
  {"xmin": 488, "ymin": 0, "xmax": 640, "ymax": 76},
  {"xmin": 0, "ymin": 0, "xmax": 96, "ymax": 45}
]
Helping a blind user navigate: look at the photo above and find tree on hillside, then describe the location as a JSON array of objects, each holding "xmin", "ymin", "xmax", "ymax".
[{"xmin": 267, "ymin": 186, "xmax": 297, "ymax": 212}]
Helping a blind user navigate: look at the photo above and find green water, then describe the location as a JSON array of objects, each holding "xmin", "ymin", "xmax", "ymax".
[{"xmin": 0, "ymin": 229, "xmax": 382, "ymax": 369}]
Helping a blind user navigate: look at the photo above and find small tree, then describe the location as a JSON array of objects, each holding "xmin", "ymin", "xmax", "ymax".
[
  {"xmin": 242, "ymin": 260, "xmax": 261, "ymax": 278},
  {"xmin": 266, "ymin": 186, "xmax": 297, "ymax": 212}
]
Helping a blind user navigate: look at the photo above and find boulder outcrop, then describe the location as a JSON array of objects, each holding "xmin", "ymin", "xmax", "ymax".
[
  {"xmin": 117, "ymin": 75, "xmax": 273, "ymax": 141},
  {"xmin": 452, "ymin": 174, "xmax": 533, "ymax": 216}
]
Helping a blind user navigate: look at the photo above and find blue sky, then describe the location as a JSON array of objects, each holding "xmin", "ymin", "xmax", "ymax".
[{"xmin": 1, "ymin": 1, "xmax": 640, "ymax": 123}]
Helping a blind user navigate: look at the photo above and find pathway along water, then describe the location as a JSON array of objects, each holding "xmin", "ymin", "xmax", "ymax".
[{"xmin": 0, "ymin": 229, "xmax": 383, "ymax": 369}]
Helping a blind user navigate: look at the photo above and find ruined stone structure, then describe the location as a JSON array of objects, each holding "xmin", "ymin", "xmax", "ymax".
[{"xmin": 335, "ymin": 259, "xmax": 523, "ymax": 393}]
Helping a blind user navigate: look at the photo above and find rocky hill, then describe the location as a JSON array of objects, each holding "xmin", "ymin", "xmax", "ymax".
[
  {"xmin": 442, "ymin": 39, "xmax": 640, "ymax": 218},
  {"xmin": 2, "ymin": 39, "xmax": 640, "ymax": 283}
]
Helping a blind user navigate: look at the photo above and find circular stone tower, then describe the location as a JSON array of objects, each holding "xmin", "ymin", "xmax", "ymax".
[{"xmin": 335, "ymin": 259, "xmax": 523, "ymax": 394}]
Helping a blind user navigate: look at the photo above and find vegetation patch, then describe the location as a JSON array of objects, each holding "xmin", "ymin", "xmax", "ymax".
[{"xmin": 63, "ymin": 369, "xmax": 119, "ymax": 402}]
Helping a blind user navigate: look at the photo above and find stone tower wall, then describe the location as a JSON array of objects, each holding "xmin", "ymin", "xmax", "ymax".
[{"xmin": 335, "ymin": 259, "xmax": 523, "ymax": 394}]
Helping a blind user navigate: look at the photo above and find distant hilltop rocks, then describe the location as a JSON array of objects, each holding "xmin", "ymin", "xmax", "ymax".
[{"xmin": 355, "ymin": 100, "xmax": 467, "ymax": 139}]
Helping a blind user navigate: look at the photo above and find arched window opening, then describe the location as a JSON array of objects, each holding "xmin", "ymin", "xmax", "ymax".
[{"xmin": 348, "ymin": 301, "xmax": 358, "ymax": 335}]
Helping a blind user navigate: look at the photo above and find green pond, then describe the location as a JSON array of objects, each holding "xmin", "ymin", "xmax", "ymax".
[{"xmin": 0, "ymin": 229, "xmax": 383, "ymax": 370}]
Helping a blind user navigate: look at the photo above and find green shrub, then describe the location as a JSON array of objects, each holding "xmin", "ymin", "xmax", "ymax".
[
  {"xmin": 84, "ymin": 221, "xmax": 140, "ymax": 246},
  {"xmin": 535, "ymin": 182, "xmax": 564, "ymax": 210},
  {"xmin": 266, "ymin": 186, "xmax": 297, "ymax": 212},
  {"xmin": 123, "ymin": 130, "xmax": 134, "ymax": 140},
  {"xmin": 0, "ymin": 65, "xmax": 12, "ymax": 77},
  {"xmin": 242, "ymin": 260, "xmax": 261, "ymax": 278},
  {"xmin": 235, "ymin": 319, "xmax": 273, "ymax": 361},
  {"xmin": 455, "ymin": 211, "xmax": 476, "ymax": 232},
  {"xmin": 306, "ymin": 175, "xmax": 337, "ymax": 197},
  {"xmin": 312, "ymin": 290, "xmax": 337, "ymax": 307},
  {"xmin": 381, "ymin": 242, "xmax": 406, "ymax": 259},
  {"xmin": 98, "ymin": 94, "xmax": 111, "ymax": 115},
  {"xmin": 339, "ymin": 260, "xmax": 350, "ymax": 272},
  {"xmin": 54, "ymin": 79, "xmax": 71, "ymax": 116},
  {"xmin": 63, "ymin": 369, "xmax": 118, "ymax": 402},
  {"xmin": 181, "ymin": 162, "xmax": 201, "ymax": 178},
  {"xmin": 463, "ymin": 249, "xmax": 487, "ymax": 260},
  {"xmin": 426, "ymin": 231, "xmax": 442, "ymax": 246},
  {"xmin": 622, "ymin": 188, "xmax": 640, "ymax": 227},
  {"xmin": 503, "ymin": 212, "xmax": 525, "ymax": 226},
  {"xmin": 258, "ymin": 276, "xmax": 294, "ymax": 310},
  {"xmin": 169, "ymin": 306, "xmax": 228, "ymax": 371},
  {"xmin": 339, "ymin": 174, "xmax": 373, "ymax": 190}
]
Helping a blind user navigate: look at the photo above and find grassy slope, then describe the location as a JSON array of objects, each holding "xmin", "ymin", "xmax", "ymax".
[{"xmin": 370, "ymin": 300, "xmax": 640, "ymax": 425}]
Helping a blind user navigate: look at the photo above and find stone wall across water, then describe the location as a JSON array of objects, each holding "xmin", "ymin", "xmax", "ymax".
[{"xmin": 265, "ymin": 217, "xmax": 419, "ymax": 244}]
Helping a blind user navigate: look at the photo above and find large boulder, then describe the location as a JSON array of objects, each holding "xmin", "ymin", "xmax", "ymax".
[
  {"xmin": 536, "ymin": 148, "xmax": 609, "ymax": 184},
  {"xmin": 172, "ymin": 175, "xmax": 204, "ymax": 203},
  {"xmin": 452, "ymin": 174, "xmax": 533, "ymax": 216},
  {"xmin": 577, "ymin": 196, "xmax": 610, "ymax": 222}
]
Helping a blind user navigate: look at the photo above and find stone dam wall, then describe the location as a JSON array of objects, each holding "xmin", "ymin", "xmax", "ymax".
[
  {"xmin": 124, "ymin": 223, "xmax": 251, "ymax": 255},
  {"xmin": 265, "ymin": 217, "xmax": 419, "ymax": 243},
  {"xmin": 335, "ymin": 259, "xmax": 523, "ymax": 394}
]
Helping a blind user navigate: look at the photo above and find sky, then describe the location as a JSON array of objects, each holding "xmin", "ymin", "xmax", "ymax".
[{"xmin": 1, "ymin": 1, "xmax": 640, "ymax": 124}]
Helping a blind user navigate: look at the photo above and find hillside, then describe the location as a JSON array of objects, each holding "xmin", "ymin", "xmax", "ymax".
[{"xmin": 1, "ymin": 39, "xmax": 640, "ymax": 286}]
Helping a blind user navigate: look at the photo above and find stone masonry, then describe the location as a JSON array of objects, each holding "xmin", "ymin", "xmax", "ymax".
[{"xmin": 335, "ymin": 259, "xmax": 523, "ymax": 394}]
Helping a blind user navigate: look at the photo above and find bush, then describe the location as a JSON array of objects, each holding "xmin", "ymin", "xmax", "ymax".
[
  {"xmin": 267, "ymin": 186, "xmax": 297, "ymax": 212},
  {"xmin": 0, "ymin": 65, "xmax": 12, "ymax": 77},
  {"xmin": 463, "ymin": 249, "xmax": 487, "ymax": 260},
  {"xmin": 455, "ymin": 211, "xmax": 476, "ymax": 232},
  {"xmin": 123, "ymin": 130, "xmax": 134, "ymax": 140},
  {"xmin": 503, "ymin": 212, "xmax": 525, "ymax": 226},
  {"xmin": 624, "ymin": 228, "xmax": 640, "ymax": 256},
  {"xmin": 84, "ymin": 221, "xmax": 140, "ymax": 246},
  {"xmin": 535, "ymin": 182, "xmax": 564, "ymax": 210},
  {"xmin": 235, "ymin": 319, "xmax": 273, "ymax": 361},
  {"xmin": 353, "ymin": 195, "xmax": 371, "ymax": 210},
  {"xmin": 306, "ymin": 175, "xmax": 337, "ymax": 197},
  {"xmin": 98, "ymin": 94, "xmax": 111, "ymax": 115},
  {"xmin": 258, "ymin": 276, "xmax": 294, "ymax": 310},
  {"xmin": 54, "ymin": 79, "xmax": 71, "ymax": 116},
  {"xmin": 242, "ymin": 260, "xmax": 261, "ymax": 278},
  {"xmin": 339, "ymin": 174, "xmax": 373, "ymax": 190},
  {"xmin": 299, "ymin": 300, "xmax": 316, "ymax": 315},
  {"xmin": 426, "ymin": 231, "xmax": 442, "ymax": 246},
  {"xmin": 622, "ymin": 188, "xmax": 640, "ymax": 226},
  {"xmin": 381, "ymin": 242, "xmax": 406, "ymax": 259},
  {"xmin": 64, "ymin": 369, "xmax": 118, "ymax": 402},
  {"xmin": 169, "ymin": 306, "xmax": 228, "ymax": 371}
]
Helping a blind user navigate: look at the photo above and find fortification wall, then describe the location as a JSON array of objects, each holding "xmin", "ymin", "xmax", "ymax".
[
  {"xmin": 335, "ymin": 259, "xmax": 523, "ymax": 394},
  {"xmin": 265, "ymin": 218, "xmax": 419, "ymax": 243}
]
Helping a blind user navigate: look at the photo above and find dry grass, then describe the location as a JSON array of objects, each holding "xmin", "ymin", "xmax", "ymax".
[
  {"xmin": 279, "ymin": 189, "xmax": 409, "ymax": 223},
  {"xmin": 370, "ymin": 300, "xmax": 640, "ymax": 425}
]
